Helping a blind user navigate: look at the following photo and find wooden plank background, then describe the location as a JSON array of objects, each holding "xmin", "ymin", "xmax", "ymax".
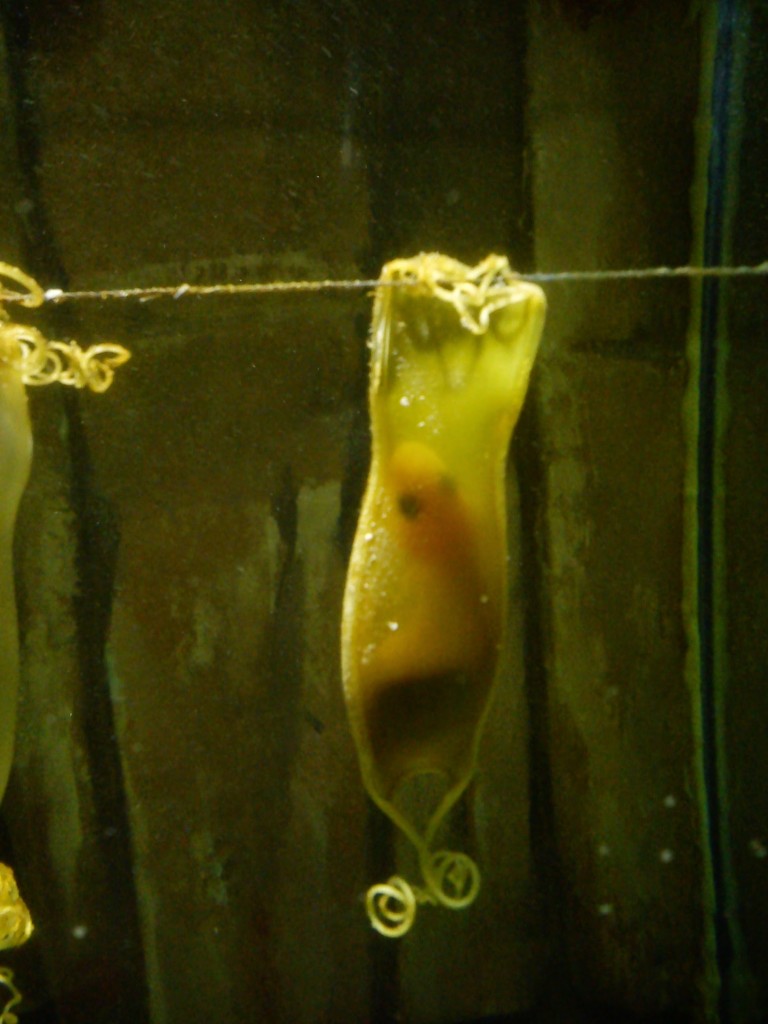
[{"xmin": 0, "ymin": 1, "xmax": 762, "ymax": 1022}]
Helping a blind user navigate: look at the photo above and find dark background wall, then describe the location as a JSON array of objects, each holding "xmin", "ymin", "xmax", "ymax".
[{"xmin": 0, "ymin": 1, "xmax": 763, "ymax": 1022}]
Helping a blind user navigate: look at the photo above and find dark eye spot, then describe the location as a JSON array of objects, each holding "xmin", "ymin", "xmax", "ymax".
[{"xmin": 398, "ymin": 492, "xmax": 421, "ymax": 519}]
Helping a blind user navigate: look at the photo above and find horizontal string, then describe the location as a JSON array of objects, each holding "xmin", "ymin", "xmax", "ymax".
[
  {"xmin": 527, "ymin": 262, "xmax": 768, "ymax": 283},
  {"xmin": 1, "ymin": 261, "xmax": 766, "ymax": 307}
]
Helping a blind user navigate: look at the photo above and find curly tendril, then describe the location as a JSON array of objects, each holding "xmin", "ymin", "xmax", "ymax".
[
  {"xmin": 366, "ymin": 876, "xmax": 419, "ymax": 938},
  {"xmin": 0, "ymin": 969, "xmax": 21, "ymax": 1024},
  {"xmin": 365, "ymin": 848, "xmax": 481, "ymax": 936},
  {"xmin": 22, "ymin": 336, "xmax": 131, "ymax": 392},
  {"xmin": 0, "ymin": 263, "xmax": 131, "ymax": 393},
  {"xmin": 381, "ymin": 253, "xmax": 530, "ymax": 335},
  {"xmin": 423, "ymin": 849, "xmax": 481, "ymax": 910},
  {"xmin": 361, "ymin": 776, "xmax": 484, "ymax": 936},
  {"xmin": 0, "ymin": 263, "xmax": 44, "ymax": 309}
]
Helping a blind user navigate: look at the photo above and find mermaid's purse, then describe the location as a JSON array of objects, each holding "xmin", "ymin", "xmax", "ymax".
[{"xmin": 341, "ymin": 253, "xmax": 545, "ymax": 935}]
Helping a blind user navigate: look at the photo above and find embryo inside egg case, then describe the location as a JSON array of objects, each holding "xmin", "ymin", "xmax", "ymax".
[{"xmin": 341, "ymin": 253, "xmax": 545, "ymax": 936}]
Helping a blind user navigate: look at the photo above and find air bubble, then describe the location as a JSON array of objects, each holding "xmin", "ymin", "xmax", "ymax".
[{"xmin": 361, "ymin": 643, "xmax": 376, "ymax": 665}]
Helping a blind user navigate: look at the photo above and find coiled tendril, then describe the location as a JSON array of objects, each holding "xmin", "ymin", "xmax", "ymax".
[
  {"xmin": 366, "ymin": 847, "xmax": 481, "ymax": 937},
  {"xmin": 0, "ymin": 263, "xmax": 131, "ymax": 393},
  {"xmin": 0, "ymin": 969, "xmax": 21, "ymax": 1024},
  {"xmin": 366, "ymin": 876, "xmax": 418, "ymax": 938},
  {"xmin": 425, "ymin": 849, "xmax": 481, "ymax": 909}
]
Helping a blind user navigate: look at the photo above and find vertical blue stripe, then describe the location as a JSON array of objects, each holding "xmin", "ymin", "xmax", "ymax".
[{"xmin": 699, "ymin": 0, "xmax": 737, "ymax": 1018}]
